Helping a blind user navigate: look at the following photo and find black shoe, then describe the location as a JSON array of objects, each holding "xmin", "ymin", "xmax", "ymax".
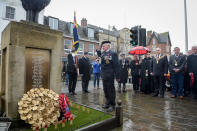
[
  {"xmin": 85, "ymin": 91, "xmax": 90, "ymax": 93},
  {"xmin": 160, "ymin": 95, "xmax": 164, "ymax": 98},
  {"xmin": 152, "ymin": 94, "xmax": 158, "ymax": 97},
  {"xmin": 73, "ymin": 92, "xmax": 77, "ymax": 95},
  {"xmin": 123, "ymin": 88, "xmax": 126, "ymax": 93},
  {"xmin": 118, "ymin": 88, "xmax": 121, "ymax": 93},
  {"xmin": 102, "ymin": 104, "xmax": 109, "ymax": 109},
  {"xmin": 106, "ymin": 106, "xmax": 115, "ymax": 112}
]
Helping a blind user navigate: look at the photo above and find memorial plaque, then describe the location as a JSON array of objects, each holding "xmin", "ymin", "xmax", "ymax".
[{"xmin": 25, "ymin": 48, "xmax": 50, "ymax": 92}]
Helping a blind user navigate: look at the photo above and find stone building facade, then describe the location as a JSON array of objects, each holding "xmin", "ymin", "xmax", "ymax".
[
  {"xmin": 44, "ymin": 17, "xmax": 121, "ymax": 62},
  {"xmin": 0, "ymin": 0, "xmax": 44, "ymax": 49},
  {"xmin": 119, "ymin": 28, "xmax": 133, "ymax": 58},
  {"xmin": 44, "ymin": 17, "xmax": 100, "ymax": 63}
]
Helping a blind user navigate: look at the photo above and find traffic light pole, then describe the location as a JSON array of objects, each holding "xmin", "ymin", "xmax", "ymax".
[{"xmin": 137, "ymin": 25, "xmax": 141, "ymax": 46}]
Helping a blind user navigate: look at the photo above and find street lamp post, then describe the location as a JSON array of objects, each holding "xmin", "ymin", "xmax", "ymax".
[{"xmin": 184, "ymin": 0, "xmax": 188, "ymax": 53}]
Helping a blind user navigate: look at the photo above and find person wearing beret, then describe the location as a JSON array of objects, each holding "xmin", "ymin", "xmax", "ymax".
[
  {"xmin": 118, "ymin": 53, "xmax": 130, "ymax": 93},
  {"xmin": 96, "ymin": 40, "xmax": 120, "ymax": 112},
  {"xmin": 78, "ymin": 51, "xmax": 91, "ymax": 93}
]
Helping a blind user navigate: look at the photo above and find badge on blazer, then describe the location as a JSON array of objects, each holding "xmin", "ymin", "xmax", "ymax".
[{"xmin": 174, "ymin": 60, "xmax": 178, "ymax": 66}]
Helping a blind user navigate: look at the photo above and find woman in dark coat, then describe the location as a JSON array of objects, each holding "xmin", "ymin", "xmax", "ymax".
[
  {"xmin": 118, "ymin": 54, "xmax": 130, "ymax": 93},
  {"xmin": 130, "ymin": 55, "xmax": 141, "ymax": 91},
  {"xmin": 67, "ymin": 54, "xmax": 78, "ymax": 95},
  {"xmin": 141, "ymin": 53, "xmax": 152, "ymax": 94}
]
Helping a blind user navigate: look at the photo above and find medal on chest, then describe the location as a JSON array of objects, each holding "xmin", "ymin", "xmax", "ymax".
[
  {"xmin": 156, "ymin": 57, "xmax": 159, "ymax": 64},
  {"xmin": 122, "ymin": 60, "xmax": 125, "ymax": 68},
  {"xmin": 104, "ymin": 56, "xmax": 109, "ymax": 64},
  {"xmin": 174, "ymin": 60, "xmax": 178, "ymax": 66}
]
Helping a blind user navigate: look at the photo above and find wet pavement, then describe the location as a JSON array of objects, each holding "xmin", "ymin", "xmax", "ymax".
[{"xmin": 61, "ymin": 80, "xmax": 197, "ymax": 131}]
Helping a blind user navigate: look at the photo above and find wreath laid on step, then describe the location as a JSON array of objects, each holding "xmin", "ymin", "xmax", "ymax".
[{"xmin": 59, "ymin": 93, "xmax": 72, "ymax": 120}]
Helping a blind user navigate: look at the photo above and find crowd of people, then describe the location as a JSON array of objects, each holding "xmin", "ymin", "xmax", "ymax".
[
  {"xmin": 123, "ymin": 46, "xmax": 197, "ymax": 100},
  {"xmin": 62, "ymin": 41, "xmax": 197, "ymax": 112}
]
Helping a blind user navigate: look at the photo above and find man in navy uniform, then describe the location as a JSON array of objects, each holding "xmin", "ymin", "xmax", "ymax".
[
  {"xmin": 118, "ymin": 53, "xmax": 130, "ymax": 93},
  {"xmin": 78, "ymin": 52, "xmax": 91, "ymax": 93},
  {"xmin": 96, "ymin": 41, "xmax": 120, "ymax": 112},
  {"xmin": 150, "ymin": 48, "xmax": 168, "ymax": 98}
]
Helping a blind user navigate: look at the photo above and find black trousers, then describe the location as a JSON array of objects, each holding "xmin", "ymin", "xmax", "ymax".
[
  {"xmin": 154, "ymin": 75, "xmax": 165, "ymax": 96},
  {"xmin": 103, "ymin": 79, "xmax": 116, "ymax": 107},
  {"xmin": 191, "ymin": 74, "xmax": 197, "ymax": 99},
  {"xmin": 184, "ymin": 73, "xmax": 191, "ymax": 96},
  {"xmin": 132, "ymin": 75, "xmax": 139, "ymax": 91},
  {"xmin": 68, "ymin": 74, "xmax": 77, "ymax": 93},
  {"xmin": 150, "ymin": 76, "xmax": 155, "ymax": 93},
  {"xmin": 118, "ymin": 82, "xmax": 126, "ymax": 88},
  {"xmin": 82, "ymin": 77, "xmax": 89, "ymax": 92},
  {"xmin": 141, "ymin": 76, "xmax": 151, "ymax": 94}
]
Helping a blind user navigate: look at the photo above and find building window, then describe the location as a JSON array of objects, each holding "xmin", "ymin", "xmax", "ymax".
[
  {"xmin": 88, "ymin": 44, "xmax": 94, "ymax": 56},
  {"xmin": 77, "ymin": 42, "xmax": 84, "ymax": 55},
  {"xmin": 125, "ymin": 32, "xmax": 129, "ymax": 41},
  {"xmin": 88, "ymin": 28, "xmax": 94, "ymax": 38},
  {"xmin": 111, "ymin": 42, "xmax": 115, "ymax": 51},
  {"xmin": 49, "ymin": 17, "xmax": 58, "ymax": 30},
  {"xmin": 152, "ymin": 38, "xmax": 156, "ymax": 51},
  {"xmin": 64, "ymin": 40, "xmax": 72, "ymax": 54},
  {"xmin": 153, "ymin": 38, "xmax": 156, "ymax": 45},
  {"xmin": 70, "ymin": 23, "xmax": 73, "ymax": 34},
  {"xmin": 5, "ymin": 6, "xmax": 15, "ymax": 19},
  {"xmin": 166, "ymin": 46, "xmax": 169, "ymax": 53}
]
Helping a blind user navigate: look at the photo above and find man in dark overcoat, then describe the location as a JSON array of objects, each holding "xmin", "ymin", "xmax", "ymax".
[
  {"xmin": 130, "ymin": 55, "xmax": 141, "ymax": 91},
  {"xmin": 78, "ymin": 52, "xmax": 91, "ymax": 93},
  {"xmin": 187, "ymin": 46, "xmax": 197, "ymax": 99},
  {"xmin": 118, "ymin": 53, "xmax": 130, "ymax": 93},
  {"xmin": 150, "ymin": 48, "xmax": 168, "ymax": 98},
  {"xmin": 141, "ymin": 52, "xmax": 152, "ymax": 94}
]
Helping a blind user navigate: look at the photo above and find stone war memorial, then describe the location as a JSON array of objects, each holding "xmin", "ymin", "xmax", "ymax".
[{"xmin": 0, "ymin": 0, "xmax": 63, "ymax": 118}]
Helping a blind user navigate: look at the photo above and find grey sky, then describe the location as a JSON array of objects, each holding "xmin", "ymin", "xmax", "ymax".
[{"xmin": 44, "ymin": 0, "xmax": 197, "ymax": 53}]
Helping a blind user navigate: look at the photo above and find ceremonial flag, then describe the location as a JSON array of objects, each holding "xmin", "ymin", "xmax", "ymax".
[{"xmin": 72, "ymin": 11, "xmax": 79, "ymax": 52}]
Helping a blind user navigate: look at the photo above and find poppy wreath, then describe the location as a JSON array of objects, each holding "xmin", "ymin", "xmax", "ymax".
[
  {"xmin": 59, "ymin": 93, "xmax": 72, "ymax": 120},
  {"xmin": 18, "ymin": 88, "xmax": 60, "ymax": 130}
]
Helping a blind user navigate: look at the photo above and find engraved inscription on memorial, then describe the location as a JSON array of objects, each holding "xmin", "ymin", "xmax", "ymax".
[
  {"xmin": 26, "ymin": 48, "xmax": 50, "ymax": 92},
  {"xmin": 32, "ymin": 56, "xmax": 43, "ymax": 88}
]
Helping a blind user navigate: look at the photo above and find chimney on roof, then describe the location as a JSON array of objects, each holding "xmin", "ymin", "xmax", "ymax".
[{"xmin": 81, "ymin": 18, "xmax": 87, "ymax": 27}]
